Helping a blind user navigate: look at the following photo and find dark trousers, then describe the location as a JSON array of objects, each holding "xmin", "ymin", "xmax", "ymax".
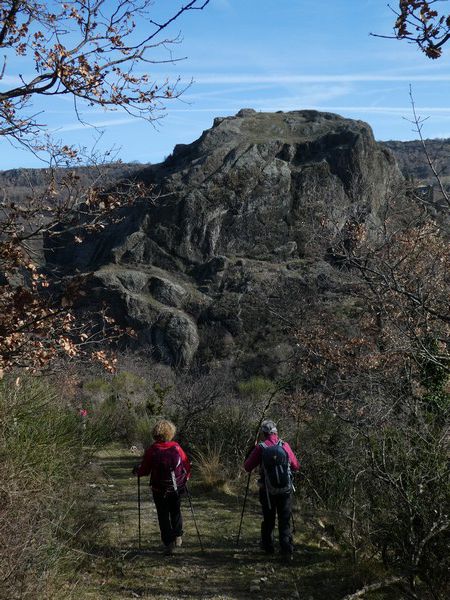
[
  {"xmin": 152, "ymin": 491, "xmax": 183, "ymax": 546},
  {"xmin": 259, "ymin": 488, "xmax": 293, "ymax": 554}
]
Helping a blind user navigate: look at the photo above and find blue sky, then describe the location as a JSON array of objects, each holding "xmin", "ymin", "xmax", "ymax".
[{"xmin": 3, "ymin": 0, "xmax": 450, "ymax": 168}]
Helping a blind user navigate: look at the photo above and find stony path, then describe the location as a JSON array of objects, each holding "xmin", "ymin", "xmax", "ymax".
[{"xmin": 71, "ymin": 447, "xmax": 389, "ymax": 600}]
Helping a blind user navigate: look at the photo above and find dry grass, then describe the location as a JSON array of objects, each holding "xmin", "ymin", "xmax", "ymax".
[{"xmin": 193, "ymin": 444, "xmax": 233, "ymax": 494}]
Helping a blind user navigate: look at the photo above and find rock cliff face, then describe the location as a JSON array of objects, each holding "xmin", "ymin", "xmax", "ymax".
[{"xmin": 46, "ymin": 109, "xmax": 403, "ymax": 371}]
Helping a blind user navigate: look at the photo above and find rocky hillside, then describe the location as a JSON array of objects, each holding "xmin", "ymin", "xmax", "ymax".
[
  {"xmin": 44, "ymin": 109, "xmax": 404, "ymax": 372},
  {"xmin": 382, "ymin": 138, "xmax": 450, "ymax": 185}
]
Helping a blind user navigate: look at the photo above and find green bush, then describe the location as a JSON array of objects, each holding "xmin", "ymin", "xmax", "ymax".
[
  {"xmin": 300, "ymin": 413, "xmax": 362, "ymax": 512},
  {"xmin": 0, "ymin": 376, "xmax": 99, "ymax": 599},
  {"xmin": 172, "ymin": 375, "xmax": 279, "ymax": 481},
  {"xmin": 367, "ymin": 420, "xmax": 450, "ymax": 598},
  {"xmin": 237, "ymin": 376, "xmax": 275, "ymax": 400},
  {"xmin": 299, "ymin": 403, "xmax": 450, "ymax": 598},
  {"xmin": 81, "ymin": 371, "xmax": 168, "ymax": 446},
  {"xmin": 86, "ymin": 391, "xmax": 140, "ymax": 444},
  {"xmin": 134, "ymin": 413, "xmax": 155, "ymax": 448}
]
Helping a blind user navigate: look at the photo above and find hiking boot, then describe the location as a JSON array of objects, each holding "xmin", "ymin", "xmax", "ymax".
[
  {"xmin": 163, "ymin": 542, "xmax": 175, "ymax": 556},
  {"xmin": 175, "ymin": 536, "xmax": 183, "ymax": 548}
]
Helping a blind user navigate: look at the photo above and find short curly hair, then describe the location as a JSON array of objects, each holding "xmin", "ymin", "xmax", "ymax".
[{"xmin": 152, "ymin": 419, "xmax": 176, "ymax": 442}]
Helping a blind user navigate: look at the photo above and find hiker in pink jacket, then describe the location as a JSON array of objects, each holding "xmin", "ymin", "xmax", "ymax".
[
  {"xmin": 244, "ymin": 419, "xmax": 300, "ymax": 560},
  {"xmin": 134, "ymin": 419, "xmax": 191, "ymax": 555}
]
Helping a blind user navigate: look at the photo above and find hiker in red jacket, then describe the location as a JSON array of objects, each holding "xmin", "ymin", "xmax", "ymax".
[
  {"xmin": 244, "ymin": 419, "xmax": 300, "ymax": 560},
  {"xmin": 133, "ymin": 419, "xmax": 191, "ymax": 555}
]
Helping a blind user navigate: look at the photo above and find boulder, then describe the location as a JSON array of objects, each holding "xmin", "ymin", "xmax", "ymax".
[{"xmin": 151, "ymin": 311, "xmax": 199, "ymax": 368}]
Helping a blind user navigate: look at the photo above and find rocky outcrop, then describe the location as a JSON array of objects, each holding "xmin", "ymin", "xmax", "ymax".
[{"xmin": 46, "ymin": 109, "xmax": 403, "ymax": 370}]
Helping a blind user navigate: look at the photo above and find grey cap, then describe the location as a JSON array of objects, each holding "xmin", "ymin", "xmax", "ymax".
[{"xmin": 261, "ymin": 419, "xmax": 277, "ymax": 434}]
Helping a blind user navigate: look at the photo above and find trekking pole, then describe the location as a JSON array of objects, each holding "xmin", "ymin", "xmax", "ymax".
[
  {"xmin": 137, "ymin": 475, "xmax": 142, "ymax": 550},
  {"xmin": 291, "ymin": 475, "xmax": 297, "ymax": 536},
  {"xmin": 236, "ymin": 471, "xmax": 251, "ymax": 547},
  {"xmin": 185, "ymin": 484, "xmax": 204, "ymax": 552}
]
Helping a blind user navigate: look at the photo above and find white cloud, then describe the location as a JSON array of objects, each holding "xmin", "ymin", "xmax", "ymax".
[
  {"xmin": 193, "ymin": 74, "xmax": 450, "ymax": 84},
  {"xmin": 184, "ymin": 84, "xmax": 277, "ymax": 100},
  {"xmin": 184, "ymin": 84, "xmax": 351, "ymax": 107},
  {"xmin": 319, "ymin": 106, "xmax": 450, "ymax": 114},
  {"xmin": 51, "ymin": 118, "xmax": 136, "ymax": 133}
]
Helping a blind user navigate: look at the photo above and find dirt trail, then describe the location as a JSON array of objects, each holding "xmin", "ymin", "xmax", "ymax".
[{"xmin": 73, "ymin": 447, "xmax": 387, "ymax": 600}]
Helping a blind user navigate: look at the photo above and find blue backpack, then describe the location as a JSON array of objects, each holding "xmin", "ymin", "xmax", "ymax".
[{"xmin": 259, "ymin": 440, "xmax": 292, "ymax": 495}]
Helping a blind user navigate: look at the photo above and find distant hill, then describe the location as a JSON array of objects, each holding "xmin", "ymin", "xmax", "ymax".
[
  {"xmin": 0, "ymin": 163, "xmax": 146, "ymax": 205},
  {"xmin": 382, "ymin": 138, "xmax": 450, "ymax": 186}
]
